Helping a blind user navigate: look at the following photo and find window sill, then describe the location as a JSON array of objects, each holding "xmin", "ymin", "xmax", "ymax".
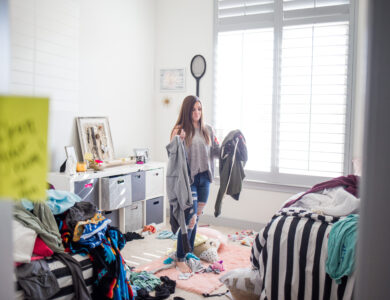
[{"xmin": 213, "ymin": 177, "xmax": 309, "ymax": 194}]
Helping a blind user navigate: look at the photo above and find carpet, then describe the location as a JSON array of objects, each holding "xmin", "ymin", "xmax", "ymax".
[{"xmin": 135, "ymin": 244, "xmax": 252, "ymax": 295}]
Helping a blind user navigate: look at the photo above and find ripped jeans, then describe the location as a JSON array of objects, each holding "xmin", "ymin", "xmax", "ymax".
[{"xmin": 176, "ymin": 171, "xmax": 210, "ymax": 261}]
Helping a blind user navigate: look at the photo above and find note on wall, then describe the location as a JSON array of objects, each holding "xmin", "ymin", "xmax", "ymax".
[{"xmin": 0, "ymin": 96, "xmax": 49, "ymax": 201}]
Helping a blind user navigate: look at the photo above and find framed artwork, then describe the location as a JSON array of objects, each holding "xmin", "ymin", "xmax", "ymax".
[
  {"xmin": 76, "ymin": 117, "xmax": 115, "ymax": 161},
  {"xmin": 160, "ymin": 68, "xmax": 185, "ymax": 91}
]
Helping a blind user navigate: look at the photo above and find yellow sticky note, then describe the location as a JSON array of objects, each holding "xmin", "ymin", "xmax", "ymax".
[{"xmin": 0, "ymin": 95, "xmax": 49, "ymax": 202}]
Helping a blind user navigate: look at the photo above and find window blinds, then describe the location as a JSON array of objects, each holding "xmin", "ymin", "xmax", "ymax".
[
  {"xmin": 215, "ymin": 0, "xmax": 353, "ymax": 184},
  {"xmin": 217, "ymin": 0, "xmax": 275, "ymax": 31},
  {"xmin": 279, "ymin": 21, "xmax": 350, "ymax": 177}
]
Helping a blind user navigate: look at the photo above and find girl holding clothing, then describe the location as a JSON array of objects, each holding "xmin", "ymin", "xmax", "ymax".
[{"xmin": 170, "ymin": 95, "xmax": 219, "ymax": 273}]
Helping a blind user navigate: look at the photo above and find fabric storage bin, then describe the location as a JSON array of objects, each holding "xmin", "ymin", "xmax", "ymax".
[
  {"xmin": 145, "ymin": 168, "xmax": 164, "ymax": 199},
  {"xmin": 103, "ymin": 210, "xmax": 119, "ymax": 228},
  {"xmin": 74, "ymin": 178, "xmax": 99, "ymax": 206},
  {"xmin": 101, "ymin": 174, "xmax": 132, "ymax": 210},
  {"xmin": 131, "ymin": 171, "xmax": 145, "ymax": 202},
  {"xmin": 125, "ymin": 201, "xmax": 143, "ymax": 232},
  {"xmin": 146, "ymin": 197, "xmax": 164, "ymax": 225}
]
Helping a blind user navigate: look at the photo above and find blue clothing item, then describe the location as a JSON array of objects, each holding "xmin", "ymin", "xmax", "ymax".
[
  {"xmin": 21, "ymin": 199, "xmax": 34, "ymax": 211},
  {"xmin": 78, "ymin": 218, "xmax": 111, "ymax": 248},
  {"xmin": 46, "ymin": 190, "xmax": 82, "ymax": 215},
  {"xmin": 189, "ymin": 171, "xmax": 210, "ymax": 251},
  {"xmin": 326, "ymin": 214, "xmax": 359, "ymax": 284},
  {"xmin": 176, "ymin": 199, "xmax": 197, "ymax": 260}
]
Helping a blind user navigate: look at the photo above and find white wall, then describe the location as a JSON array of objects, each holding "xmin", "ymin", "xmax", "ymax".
[
  {"xmin": 9, "ymin": 0, "xmax": 156, "ymax": 171},
  {"xmin": 79, "ymin": 0, "xmax": 156, "ymax": 164}
]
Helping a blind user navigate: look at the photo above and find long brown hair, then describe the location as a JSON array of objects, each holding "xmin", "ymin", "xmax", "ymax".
[{"xmin": 171, "ymin": 95, "xmax": 210, "ymax": 146}]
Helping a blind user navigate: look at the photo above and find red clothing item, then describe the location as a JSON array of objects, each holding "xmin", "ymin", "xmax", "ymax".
[
  {"xmin": 31, "ymin": 236, "xmax": 54, "ymax": 260},
  {"xmin": 283, "ymin": 175, "xmax": 359, "ymax": 208}
]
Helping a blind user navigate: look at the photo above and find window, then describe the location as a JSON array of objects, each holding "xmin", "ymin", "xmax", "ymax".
[{"xmin": 214, "ymin": 0, "xmax": 354, "ymax": 187}]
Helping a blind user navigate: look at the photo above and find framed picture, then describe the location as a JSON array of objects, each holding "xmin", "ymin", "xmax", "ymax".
[
  {"xmin": 76, "ymin": 117, "xmax": 115, "ymax": 161},
  {"xmin": 160, "ymin": 68, "xmax": 185, "ymax": 91},
  {"xmin": 65, "ymin": 146, "xmax": 78, "ymax": 162}
]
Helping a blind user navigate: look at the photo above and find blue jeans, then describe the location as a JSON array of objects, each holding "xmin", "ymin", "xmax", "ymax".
[{"xmin": 176, "ymin": 171, "xmax": 210, "ymax": 260}]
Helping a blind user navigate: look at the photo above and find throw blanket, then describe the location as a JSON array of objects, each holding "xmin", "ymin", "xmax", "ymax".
[{"xmin": 251, "ymin": 208, "xmax": 356, "ymax": 300}]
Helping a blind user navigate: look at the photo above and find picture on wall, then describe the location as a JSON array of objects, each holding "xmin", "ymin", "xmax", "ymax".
[
  {"xmin": 160, "ymin": 68, "xmax": 185, "ymax": 91},
  {"xmin": 76, "ymin": 117, "xmax": 115, "ymax": 161}
]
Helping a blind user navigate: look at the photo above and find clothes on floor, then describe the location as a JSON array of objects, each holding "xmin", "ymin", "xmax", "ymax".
[
  {"xmin": 14, "ymin": 202, "xmax": 64, "ymax": 253},
  {"xmin": 125, "ymin": 231, "xmax": 145, "ymax": 241},
  {"xmin": 166, "ymin": 136, "xmax": 193, "ymax": 254},
  {"xmin": 134, "ymin": 276, "xmax": 176, "ymax": 300},
  {"xmin": 46, "ymin": 189, "xmax": 82, "ymax": 215},
  {"xmin": 185, "ymin": 124, "xmax": 220, "ymax": 183},
  {"xmin": 52, "ymin": 253, "xmax": 92, "ymax": 300},
  {"xmin": 283, "ymin": 175, "xmax": 359, "ymax": 208},
  {"xmin": 130, "ymin": 271, "xmax": 162, "ymax": 292},
  {"xmin": 156, "ymin": 230, "xmax": 177, "ymax": 240},
  {"xmin": 16, "ymin": 259, "xmax": 60, "ymax": 300},
  {"xmin": 215, "ymin": 130, "xmax": 247, "ymax": 217},
  {"xmin": 326, "ymin": 214, "xmax": 359, "ymax": 283}
]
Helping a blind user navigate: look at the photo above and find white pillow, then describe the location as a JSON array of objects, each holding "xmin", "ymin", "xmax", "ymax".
[
  {"xmin": 219, "ymin": 267, "xmax": 261, "ymax": 297},
  {"xmin": 13, "ymin": 220, "xmax": 37, "ymax": 263}
]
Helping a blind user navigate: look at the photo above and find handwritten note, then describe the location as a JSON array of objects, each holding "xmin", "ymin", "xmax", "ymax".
[{"xmin": 0, "ymin": 95, "xmax": 49, "ymax": 201}]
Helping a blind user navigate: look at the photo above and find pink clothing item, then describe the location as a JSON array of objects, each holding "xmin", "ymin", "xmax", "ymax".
[{"xmin": 283, "ymin": 175, "xmax": 359, "ymax": 208}]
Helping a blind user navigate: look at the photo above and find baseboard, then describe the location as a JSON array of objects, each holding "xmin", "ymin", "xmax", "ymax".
[{"xmin": 198, "ymin": 214, "xmax": 266, "ymax": 232}]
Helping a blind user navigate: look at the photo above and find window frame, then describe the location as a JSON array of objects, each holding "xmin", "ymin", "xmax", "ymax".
[{"xmin": 212, "ymin": 0, "xmax": 357, "ymax": 190}]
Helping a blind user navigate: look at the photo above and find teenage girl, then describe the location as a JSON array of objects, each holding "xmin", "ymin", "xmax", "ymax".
[{"xmin": 170, "ymin": 95, "xmax": 219, "ymax": 273}]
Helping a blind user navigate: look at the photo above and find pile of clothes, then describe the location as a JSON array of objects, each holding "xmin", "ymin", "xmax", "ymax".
[{"xmin": 13, "ymin": 189, "xmax": 133, "ymax": 300}]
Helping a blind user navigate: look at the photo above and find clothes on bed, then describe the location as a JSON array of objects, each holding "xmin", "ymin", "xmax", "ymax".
[
  {"xmin": 14, "ymin": 202, "xmax": 65, "ymax": 253},
  {"xmin": 46, "ymin": 189, "xmax": 82, "ymax": 215},
  {"xmin": 283, "ymin": 175, "xmax": 359, "ymax": 208},
  {"xmin": 52, "ymin": 253, "xmax": 92, "ymax": 300},
  {"xmin": 251, "ymin": 208, "xmax": 356, "ymax": 300},
  {"xmin": 290, "ymin": 187, "xmax": 360, "ymax": 217},
  {"xmin": 166, "ymin": 136, "xmax": 193, "ymax": 254},
  {"xmin": 326, "ymin": 214, "xmax": 359, "ymax": 284},
  {"xmin": 16, "ymin": 259, "xmax": 60, "ymax": 300},
  {"xmin": 215, "ymin": 130, "xmax": 247, "ymax": 217},
  {"xmin": 13, "ymin": 219, "xmax": 37, "ymax": 263},
  {"xmin": 66, "ymin": 201, "xmax": 98, "ymax": 234}
]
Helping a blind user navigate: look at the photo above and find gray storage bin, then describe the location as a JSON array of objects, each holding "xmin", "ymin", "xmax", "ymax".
[
  {"xmin": 131, "ymin": 171, "xmax": 145, "ymax": 202},
  {"xmin": 146, "ymin": 197, "xmax": 164, "ymax": 225},
  {"xmin": 125, "ymin": 201, "xmax": 143, "ymax": 232},
  {"xmin": 103, "ymin": 210, "xmax": 119, "ymax": 228},
  {"xmin": 101, "ymin": 174, "xmax": 132, "ymax": 210},
  {"xmin": 74, "ymin": 178, "xmax": 99, "ymax": 206}
]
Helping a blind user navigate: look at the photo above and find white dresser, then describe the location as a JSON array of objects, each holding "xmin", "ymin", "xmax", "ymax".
[{"xmin": 48, "ymin": 161, "xmax": 166, "ymax": 233}]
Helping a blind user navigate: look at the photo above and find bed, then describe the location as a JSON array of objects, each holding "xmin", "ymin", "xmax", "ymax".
[
  {"xmin": 14, "ymin": 254, "xmax": 94, "ymax": 300},
  {"xmin": 250, "ymin": 207, "xmax": 356, "ymax": 300}
]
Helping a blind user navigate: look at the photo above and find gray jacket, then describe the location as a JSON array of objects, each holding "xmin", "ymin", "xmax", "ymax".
[
  {"xmin": 215, "ymin": 130, "xmax": 247, "ymax": 217},
  {"xmin": 166, "ymin": 136, "xmax": 193, "ymax": 253}
]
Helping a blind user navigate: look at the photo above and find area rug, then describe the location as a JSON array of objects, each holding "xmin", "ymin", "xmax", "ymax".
[{"xmin": 135, "ymin": 244, "xmax": 251, "ymax": 295}]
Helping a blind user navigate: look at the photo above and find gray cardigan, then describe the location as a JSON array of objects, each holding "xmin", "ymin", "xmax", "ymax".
[{"xmin": 166, "ymin": 136, "xmax": 193, "ymax": 253}]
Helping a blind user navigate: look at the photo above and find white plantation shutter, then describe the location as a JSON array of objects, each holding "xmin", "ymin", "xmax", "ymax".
[
  {"xmin": 215, "ymin": 0, "xmax": 354, "ymax": 187},
  {"xmin": 279, "ymin": 22, "xmax": 349, "ymax": 177}
]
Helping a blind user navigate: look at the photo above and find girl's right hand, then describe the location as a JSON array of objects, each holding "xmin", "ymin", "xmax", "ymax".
[{"xmin": 179, "ymin": 129, "xmax": 186, "ymax": 140}]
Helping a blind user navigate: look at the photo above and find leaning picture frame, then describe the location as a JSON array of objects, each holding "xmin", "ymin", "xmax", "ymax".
[
  {"xmin": 76, "ymin": 117, "xmax": 115, "ymax": 161},
  {"xmin": 65, "ymin": 146, "xmax": 78, "ymax": 162}
]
